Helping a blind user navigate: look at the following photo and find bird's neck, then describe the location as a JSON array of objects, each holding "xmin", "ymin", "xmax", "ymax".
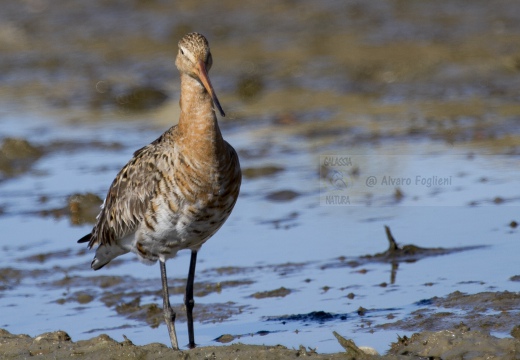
[{"xmin": 177, "ymin": 73, "xmax": 224, "ymax": 158}]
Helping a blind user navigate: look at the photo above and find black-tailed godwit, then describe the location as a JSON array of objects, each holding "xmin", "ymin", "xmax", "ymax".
[{"xmin": 78, "ymin": 32, "xmax": 241, "ymax": 349}]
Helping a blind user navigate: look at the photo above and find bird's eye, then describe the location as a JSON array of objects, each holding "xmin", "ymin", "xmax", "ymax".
[{"xmin": 180, "ymin": 49, "xmax": 185, "ymax": 55}]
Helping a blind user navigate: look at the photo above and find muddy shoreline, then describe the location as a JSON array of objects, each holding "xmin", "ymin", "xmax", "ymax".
[{"xmin": 1, "ymin": 306, "xmax": 519, "ymax": 360}]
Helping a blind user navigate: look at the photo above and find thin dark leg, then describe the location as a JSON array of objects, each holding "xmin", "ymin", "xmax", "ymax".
[
  {"xmin": 185, "ymin": 250, "xmax": 198, "ymax": 349},
  {"xmin": 160, "ymin": 260, "xmax": 179, "ymax": 350}
]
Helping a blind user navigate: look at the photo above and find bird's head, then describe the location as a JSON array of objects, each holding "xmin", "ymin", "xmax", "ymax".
[{"xmin": 176, "ymin": 32, "xmax": 225, "ymax": 117}]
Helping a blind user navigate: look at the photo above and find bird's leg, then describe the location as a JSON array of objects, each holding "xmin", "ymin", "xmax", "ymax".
[
  {"xmin": 185, "ymin": 250, "xmax": 198, "ymax": 348},
  {"xmin": 160, "ymin": 260, "xmax": 179, "ymax": 350}
]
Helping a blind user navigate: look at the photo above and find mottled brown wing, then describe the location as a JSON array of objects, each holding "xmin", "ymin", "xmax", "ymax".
[{"xmin": 86, "ymin": 129, "xmax": 173, "ymax": 248}]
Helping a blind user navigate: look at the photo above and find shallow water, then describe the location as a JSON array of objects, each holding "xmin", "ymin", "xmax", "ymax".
[
  {"xmin": 0, "ymin": 102, "xmax": 518, "ymax": 353},
  {"xmin": 1, "ymin": 0, "xmax": 520, "ymax": 355}
]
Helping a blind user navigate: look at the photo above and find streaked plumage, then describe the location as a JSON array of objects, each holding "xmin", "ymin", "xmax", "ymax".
[{"xmin": 78, "ymin": 32, "xmax": 241, "ymax": 350}]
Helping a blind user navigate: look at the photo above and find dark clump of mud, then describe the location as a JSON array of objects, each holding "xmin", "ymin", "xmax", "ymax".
[
  {"xmin": 380, "ymin": 291, "xmax": 520, "ymax": 335},
  {"xmin": 115, "ymin": 297, "xmax": 164, "ymax": 328},
  {"xmin": 37, "ymin": 192, "xmax": 103, "ymax": 225},
  {"xmin": 251, "ymin": 286, "xmax": 292, "ymax": 299},
  {"xmin": 387, "ymin": 324, "xmax": 520, "ymax": 359},
  {"xmin": 67, "ymin": 193, "xmax": 104, "ymax": 225},
  {"xmin": 267, "ymin": 310, "xmax": 348, "ymax": 323},
  {"xmin": 265, "ymin": 190, "xmax": 301, "ymax": 202},
  {"xmin": 242, "ymin": 165, "xmax": 284, "ymax": 179},
  {"xmin": 0, "ymin": 137, "xmax": 43, "ymax": 180}
]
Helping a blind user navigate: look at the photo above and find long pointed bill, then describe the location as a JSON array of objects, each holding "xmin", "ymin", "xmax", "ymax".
[{"xmin": 197, "ymin": 60, "xmax": 225, "ymax": 117}]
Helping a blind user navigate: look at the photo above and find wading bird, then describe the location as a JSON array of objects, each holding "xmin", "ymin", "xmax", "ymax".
[{"xmin": 78, "ymin": 32, "xmax": 241, "ymax": 350}]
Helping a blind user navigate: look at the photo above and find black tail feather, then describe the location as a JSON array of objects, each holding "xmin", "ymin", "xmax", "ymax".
[{"xmin": 77, "ymin": 233, "xmax": 92, "ymax": 244}]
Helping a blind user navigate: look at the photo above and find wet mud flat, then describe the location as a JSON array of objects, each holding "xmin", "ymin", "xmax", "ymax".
[
  {"xmin": 1, "ymin": 230, "xmax": 519, "ymax": 359},
  {"xmin": 1, "ymin": 307, "xmax": 519, "ymax": 360},
  {"xmin": 1, "ymin": 137, "xmax": 519, "ymax": 358}
]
